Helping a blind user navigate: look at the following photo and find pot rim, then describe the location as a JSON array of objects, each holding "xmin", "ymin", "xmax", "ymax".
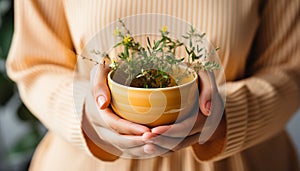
[{"xmin": 108, "ymin": 66, "xmax": 198, "ymax": 91}]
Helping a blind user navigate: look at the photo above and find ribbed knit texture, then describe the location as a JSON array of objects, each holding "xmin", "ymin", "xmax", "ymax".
[{"xmin": 7, "ymin": 0, "xmax": 300, "ymax": 170}]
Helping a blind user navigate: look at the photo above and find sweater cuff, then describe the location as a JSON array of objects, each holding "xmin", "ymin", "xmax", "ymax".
[
  {"xmin": 191, "ymin": 82, "xmax": 248, "ymax": 161},
  {"xmin": 217, "ymin": 82, "xmax": 248, "ymax": 159},
  {"xmin": 51, "ymin": 77, "xmax": 119, "ymax": 161},
  {"xmin": 81, "ymin": 109, "xmax": 119, "ymax": 161},
  {"xmin": 191, "ymin": 112, "xmax": 227, "ymax": 161}
]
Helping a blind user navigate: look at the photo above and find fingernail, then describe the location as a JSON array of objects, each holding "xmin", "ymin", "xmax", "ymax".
[
  {"xmin": 144, "ymin": 144, "xmax": 155, "ymax": 154},
  {"xmin": 205, "ymin": 100, "xmax": 211, "ymax": 115},
  {"xmin": 97, "ymin": 95, "xmax": 106, "ymax": 108},
  {"xmin": 205, "ymin": 100, "xmax": 211, "ymax": 110}
]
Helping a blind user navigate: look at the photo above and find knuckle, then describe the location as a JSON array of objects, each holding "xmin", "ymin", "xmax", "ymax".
[{"xmin": 110, "ymin": 123, "xmax": 122, "ymax": 133}]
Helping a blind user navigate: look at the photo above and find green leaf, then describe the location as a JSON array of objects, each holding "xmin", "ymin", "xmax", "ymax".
[
  {"xmin": 182, "ymin": 35, "xmax": 189, "ymax": 39},
  {"xmin": 147, "ymin": 37, "xmax": 152, "ymax": 48},
  {"xmin": 124, "ymin": 46, "xmax": 129, "ymax": 58},
  {"xmin": 191, "ymin": 52, "xmax": 196, "ymax": 61},
  {"xmin": 178, "ymin": 57, "xmax": 185, "ymax": 62},
  {"xmin": 118, "ymin": 52, "xmax": 125, "ymax": 59},
  {"xmin": 185, "ymin": 46, "xmax": 191, "ymax": 55},
  {"xmin": 189, "ymin": 40, "xmax": 193, "ymax": 48},
  {"xmin": 200, "ymin": 33, "xmax": 206, "ymax": 38},
  {"xmin": 177, "ymin": 42, "xmax": 184, "ymax": 47},
  {"xmin": 190, "ymin": 25, "xmax": 195, "ymax": 33},
  {"xmin": 162, "ymin": 75, "xmax": 168, "ymax": 79},
  {"xmin": 113, "ymin": 42, "xmax": 123, "ymax": 48},
  {"xmin": 154, "ymin": 40, "xmax": 161, "ymax": 50},
  {"xmin": 197, "ymin": 45, "xmax": 203, "ymax": 53},
  {"xmin": 196, "ymin": 54, "xmax": 203, "ymax": 59}
]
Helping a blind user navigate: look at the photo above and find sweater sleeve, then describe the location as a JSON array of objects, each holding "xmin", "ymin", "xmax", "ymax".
[
  {"xmin": 192, "ymin": 0, "xmax": 300, "ymax": 161},
  {"xmin": 6, "ymin": 0, "xmax": 116, "ymax": 161}
]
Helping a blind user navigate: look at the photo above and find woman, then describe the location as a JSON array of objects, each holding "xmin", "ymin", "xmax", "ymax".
[{"xmin": 7, "ymin": 0, "xmax": 300, "ymax": 170}]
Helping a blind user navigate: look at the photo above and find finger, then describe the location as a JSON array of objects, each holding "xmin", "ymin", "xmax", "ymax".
[
  {"xmin": 151, "ymin": 108, "xmax": 206, "ymax": 137},
  {"xmin": 142, "ymin": 132, "xmax": 157, "ymax": 142},
  {"xmin": 123, "ymin": 144, "xmax": 157, "ymax": 156},
  {"xmin": 143, "ymin": 133, "xmax": 182, "ymax": 156},
  {"xmin": 93, "ymin": 126, "xmax": 145, "ymax": 149},
  {"xmin": 197, "ymin": 71, "xmax": 213, "ymax": 116},
  {"xmin": 85, "ymin": 89, "xmax": 150, "ymax": 135},
  {"xmin": 90, "ymin": 64, "xmax": 111, "ymax": 109},
  {"xmin": 121, "ymin": 145, "xmax": 152, "ymax": 158},
  {"xmin": 124, "ymin": 144, "xmax": 173, "ymax": 158},
  {"xmin": 120, "ymin": 144, "xmax": 157, "ymax": 158},
  {"xmin": 92, "ymin": 108, "xmax": 150, "ymax": 135},
  {"xmin": 143, "ymin": 143, "xmax": 156, "ymax": 154},
  {"xmin": 81, "ymin": 107, "xmax": 123, "ymax": 156},
  {"xmin": 151, "ymin": 133, "xmax": 200, "ymax": 151}
]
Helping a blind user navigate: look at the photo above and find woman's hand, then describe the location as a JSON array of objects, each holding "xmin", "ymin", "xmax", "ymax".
[
  {"xmin": 83, "ymin": 64, "xmax": 158, "ymax": 158},
  {"xmin": 143, "ymin": 71, "xmax": 225, "ymax": 155},
  {"xmin": 83, "ymin": 64, "xmax": 225, "ymax": 157}
]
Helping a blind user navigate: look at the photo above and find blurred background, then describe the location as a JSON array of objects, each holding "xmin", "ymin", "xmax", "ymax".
[
  {"xmin": 0, "ymin": 1, "xmax": 46, "ymax": 170},
  {"xmin": 0, "ymin": 0, "xmax": 299, "ymax": 171}
]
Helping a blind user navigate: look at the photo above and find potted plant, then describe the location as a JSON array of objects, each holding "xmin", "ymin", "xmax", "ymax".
[{"xmin": 89, "ymin": 20, "xmax": 220, "ymax": 127}]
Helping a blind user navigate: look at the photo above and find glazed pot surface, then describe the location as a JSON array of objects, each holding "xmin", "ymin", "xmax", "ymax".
[{"xmin": 108, "ymin": 67, "xmax": 198, "ymax": 127}]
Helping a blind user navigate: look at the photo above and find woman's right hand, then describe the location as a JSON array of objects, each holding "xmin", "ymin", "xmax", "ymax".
[{"xmin": 82, "ymin": 64, "xmax": 157, "ymax": 158}]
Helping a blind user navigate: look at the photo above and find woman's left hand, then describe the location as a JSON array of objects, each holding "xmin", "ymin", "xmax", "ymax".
[
  {"xmin": 142, "ymin": 109, "xmax": 207, "ymax": 155},
  {"xmin": 142, "ymin": 71, "xmax": 225, "ymax": 155}
]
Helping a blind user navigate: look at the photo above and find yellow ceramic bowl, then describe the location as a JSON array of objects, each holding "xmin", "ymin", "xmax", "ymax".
[{"xmin": 107, "ymin": 67, "xmax": 198, "ymax": 127}]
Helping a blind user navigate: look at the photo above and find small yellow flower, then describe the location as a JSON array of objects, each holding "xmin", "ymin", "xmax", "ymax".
[
  {"xmin": 109, "ymin": 59, "xmax": 119, "ymax": 70},
  {"xmin": 161, "ymin": 25, "xmax": 168, "ymax": 33},
  {"xmin": 123, "ymin": 35, "xmax": 132, "ymax": 45},
  {"xmin": 113, "ymin": 28, "xmax": 121, "ymax": 36}
]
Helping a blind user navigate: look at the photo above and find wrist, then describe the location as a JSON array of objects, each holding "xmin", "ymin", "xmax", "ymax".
[{"xmin": 81, "ymin": 101, "xmax": 120, "ymax": 161}]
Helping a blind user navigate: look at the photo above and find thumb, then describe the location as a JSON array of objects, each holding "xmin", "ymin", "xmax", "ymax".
[
  {"xmin": 198, "ymin": 71, "xmax": 212, "ymax": 116},
  {"xmin": 90, "ymin": 64, "xmax": 111, "ymax": 109}
]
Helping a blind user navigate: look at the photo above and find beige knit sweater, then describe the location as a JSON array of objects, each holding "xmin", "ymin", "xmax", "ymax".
[{"xmin": 7, "ymin": 0, "xmax": 300, "ymax": 170}]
